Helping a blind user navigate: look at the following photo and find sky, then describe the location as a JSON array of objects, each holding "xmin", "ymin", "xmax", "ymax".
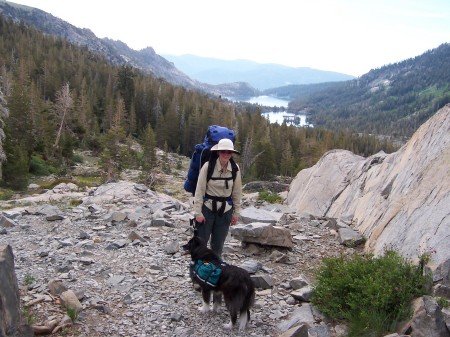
[{"xmin": 10, "ymin": 0, "xmax": 450, "ymax": 77}]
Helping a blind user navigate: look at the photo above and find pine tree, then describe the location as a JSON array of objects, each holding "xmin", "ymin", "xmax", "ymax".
[
  {"xmin": 138, "ymin": 124, "xmax": 159, "ymax": 187},
  {"xmin": 281, "ymin": 140, "xmax": 294, "ymax": 177},
  {"xmin": 142, "ymin": 124, "xmax": 157, "ymax": 170},
  {"xmin": 2, "ymin": 80, "xmax": 33, "ymax": 189},
  {"xmin": 253, "ymin": 140, "xmax": 276, "ymax": 180},
  {"xmin": 99, "ymin": 95, "xmax": 128, "ymax": 182},
  {"xmin": 116, "ymin": 65, "xmax": 135, "ymax": 115}
]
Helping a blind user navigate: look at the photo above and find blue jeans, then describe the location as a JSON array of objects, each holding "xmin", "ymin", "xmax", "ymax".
[{"xmin": 197, "ymin": 204, "xmax": 232, "ymax": 257}]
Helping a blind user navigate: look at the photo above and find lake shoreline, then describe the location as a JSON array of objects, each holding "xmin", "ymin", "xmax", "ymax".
[{"xmin": 229, "ymin": 95, "xmax": 313, "ymax": 127}]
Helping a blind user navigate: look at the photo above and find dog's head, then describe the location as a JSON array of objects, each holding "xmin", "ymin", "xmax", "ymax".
[{"xmin": 182, "ymin": 236, "xmax": 205, "ymax": 256}]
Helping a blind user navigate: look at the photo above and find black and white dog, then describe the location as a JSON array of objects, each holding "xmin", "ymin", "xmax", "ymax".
[{"xmin": 182, "ymin": 236, "xmax": 255, "ymax": 331}]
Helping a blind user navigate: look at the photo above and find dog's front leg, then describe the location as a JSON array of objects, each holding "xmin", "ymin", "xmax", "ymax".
[{"xmin": 199, "ymin": 289, "xmax": 211, "ymax": 313}]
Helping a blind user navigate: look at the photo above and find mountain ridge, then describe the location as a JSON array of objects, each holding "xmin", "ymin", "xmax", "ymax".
[
  {"xmin": 161, "ymin": 54, "xmax": 355, "ymax": 90},
  {"xmin": 162, "ymin": 54, "xmax": 355, "ymax": 90},
  {"xmin": 0, "ymin": 1, "xmax": 205, "ymax": 91},
  {"xmin": 0, "ymin": 0, "xmax": 352, "ymax": 95}
]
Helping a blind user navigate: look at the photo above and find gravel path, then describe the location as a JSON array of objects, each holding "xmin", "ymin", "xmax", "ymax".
[{"xmin": 0, "ymin": 181, "xmax": 355, "ymax": 337}]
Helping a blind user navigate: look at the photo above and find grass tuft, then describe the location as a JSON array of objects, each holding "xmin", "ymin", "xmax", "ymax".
[
  {"xmin": 23, "ymin": 274, "xmax": 35, "ymax": 286},
  {"xmin": 66, "ymin": 307, "xmax": 78, "ymax": 322}
]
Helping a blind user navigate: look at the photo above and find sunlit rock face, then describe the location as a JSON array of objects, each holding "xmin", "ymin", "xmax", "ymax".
[{"xmin": 287, "ymin": 104, "xmax": 450, "ymax": 284}]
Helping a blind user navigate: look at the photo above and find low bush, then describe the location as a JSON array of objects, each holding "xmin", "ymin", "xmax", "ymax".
[
  {"xmin": 310, "ymin": 250, "xmax": 430, "ymax": 337},
  {"xmin": 258, "ymin": 190, "xmax": 283, "ymax": 204},
  {"xmin": 29, "ymin": 155, "xmax": 59, "ymax": 176},
  {"xmin": 437, "ymin": 297, "xmax": 449, "ymax": 308}
]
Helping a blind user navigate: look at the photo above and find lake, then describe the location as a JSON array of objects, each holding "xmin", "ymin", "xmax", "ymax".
[
  {"xmin": 245, "ymin": 95, "xmax": 289, "ymax": 108},
  {"xmin": 261, "ymin": 112, "xmax": 311, "ymax": 127},
  {"xmin": 235, "ymin": 95, "xmax": 312, "ymax": 127}
]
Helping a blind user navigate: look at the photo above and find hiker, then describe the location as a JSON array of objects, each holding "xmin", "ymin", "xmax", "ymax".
[{"xmin": 193, "ymin": 138, "xmax": 242, "ymax": 257}]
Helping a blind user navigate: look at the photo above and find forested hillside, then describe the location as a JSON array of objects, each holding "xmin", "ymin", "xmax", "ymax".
[
  {"xmin": 0, "ymin": 16, "xmax": 395, "ymax": 190},
  {"xmin": 287, "ymin": 43, "xmax": 450, "ymax": 139}
]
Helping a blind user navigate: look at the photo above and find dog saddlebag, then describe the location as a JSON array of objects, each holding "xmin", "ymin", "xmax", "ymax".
[{"xmin": 190, "ymin": 260, "xmax": 225, "ymax": 290}]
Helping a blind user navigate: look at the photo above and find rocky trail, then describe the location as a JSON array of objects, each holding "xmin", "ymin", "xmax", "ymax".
[{"xmin": 0, "ymin": 168, "xmax": 357, "ymax": 337}]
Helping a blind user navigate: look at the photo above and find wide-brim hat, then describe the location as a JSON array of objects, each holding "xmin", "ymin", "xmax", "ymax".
[{"xmin": 210, "ymin": 138, "xmax": 240, "ymax": 154}]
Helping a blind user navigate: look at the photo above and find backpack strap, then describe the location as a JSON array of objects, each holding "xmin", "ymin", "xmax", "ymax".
[
  {"xmin": 206, "ymin": 152, "xmax": 218, "ymax": 183},
  {"xmin": 206, "ymin": 156, "xmax": 239, "ymax": 185},
  {"xmin": 230, "ymin": 158, "xmax": 239, "ymax": 182},
  {"xmin": 204, "ymin": 156, "xmax": 239, "ymax": 216}
]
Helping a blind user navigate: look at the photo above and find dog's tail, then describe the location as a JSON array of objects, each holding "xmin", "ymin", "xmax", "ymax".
[
  {"xmin": 244, "ymin": 286, "xmax": 255, "ymax": 318},
  {"xmin": 227, "ymin": 282, "xmax": 255, "ymax": 325}
]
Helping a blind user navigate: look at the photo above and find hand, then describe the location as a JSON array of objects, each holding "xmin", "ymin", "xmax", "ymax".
[
  {"xmin": 196, "ymin": 216, "xmax": 205, "ymax": 223},
  {"xmin": 230, "ymin": 214, "xmax": 238, "ymax": 226}
]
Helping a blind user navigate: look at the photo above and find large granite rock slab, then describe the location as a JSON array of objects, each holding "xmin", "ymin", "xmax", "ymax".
[
  {"xmin": 287, "ymin": 105, "xmax": 450, "ymax": 284},
  {"xmin": 231, "ymin": 222, "xmax": 293, "ymax": 248}
]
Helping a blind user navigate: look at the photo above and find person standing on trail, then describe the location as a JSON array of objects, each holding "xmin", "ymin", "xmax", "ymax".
[{"xmin": 193, "ymin": 138, "xmax": 242, "ymax": 257}]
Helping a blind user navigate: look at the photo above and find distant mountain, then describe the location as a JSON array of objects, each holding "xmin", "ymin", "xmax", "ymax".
[
  {"xmin": 162, "ymin": 54, "xmax": 355, "ymax": 90},
  {"xmin": 0, "ymin": 1, "xmax": 204, "ymax": 88},
  {"xmin": 0, "ymin": 1, "xmax": 246, "ymax": 98}
]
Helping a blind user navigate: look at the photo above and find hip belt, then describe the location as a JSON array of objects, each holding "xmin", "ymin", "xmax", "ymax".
[{"xmin": 204, "ymin": 193, "xmax": 232, "ymax": 216}]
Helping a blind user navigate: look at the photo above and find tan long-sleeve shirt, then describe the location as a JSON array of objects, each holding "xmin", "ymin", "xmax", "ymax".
[{"xmin": 193, "ymin": 159, "xmax": 242, "ymax": 217}]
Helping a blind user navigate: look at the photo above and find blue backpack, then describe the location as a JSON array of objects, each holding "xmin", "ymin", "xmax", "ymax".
[{"xmin": 184, "ymin": 125, "xmax": 238, "ymax": 195}]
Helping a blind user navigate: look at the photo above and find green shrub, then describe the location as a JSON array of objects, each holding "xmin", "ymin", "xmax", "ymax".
[
  {"xmin": 29, "ymin": 155, "xmax": 60, "ymax": 176},
  {"xmin": 29, "ymin": 155, "xmax": 50, "ymax": 176},
  {"xmin": 258, "ymin": 190, "xmax": 283, "ymax": 204},
  {"xmin": 311, "ymin": 250, "xmax": 430, "ymax": 337}
]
